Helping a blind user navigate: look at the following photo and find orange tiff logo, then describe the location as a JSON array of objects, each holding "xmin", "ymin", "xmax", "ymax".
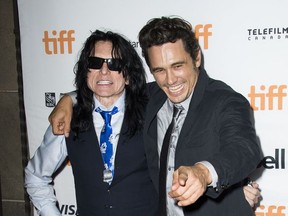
[
  {"xmin": 248, "ymin": 85, "xmax": 287, "ymax": 110},
  {"xmin": 42, "ymin": 30, "xmax": 75, "ymax": 55},
  {"xmin": 256, "ymin": 205, "xmax": 286, "ymax": 216},
  {"xmin": 194, "ymin": 24, "xmax": 213, "ymax": 50}
]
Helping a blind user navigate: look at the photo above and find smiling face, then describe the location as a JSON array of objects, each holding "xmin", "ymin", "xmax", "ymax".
[
  {"xmin": 147, "ymin": 39, "xmax": 201, "ymax": 104},
  {"xmin": 87, "ymin": 40, "xmax": 128, "ymax": 108}
]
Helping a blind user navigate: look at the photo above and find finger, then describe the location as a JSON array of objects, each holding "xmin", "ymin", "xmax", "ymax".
[
  {"xmin": 178, "ymin": 172, "xmax": 188, "ymax": 186},
  {"xmin": 246, "ymin": 184, "xmax": 260, "ymax": 196},
  {"xmin": 244, "ymin": 186, "xmax": 257, "ymax": 198},
  {"xmin": 170, "ymin": 170, "xmax": 181, "ymax": 192},
  {"xmin": 169, "ymin": 176, "xmax": 202, "ymax": 200},
  {"xmin": 244, "ymin": 185, "xmax": 260, "ymax": 207},
  {"xmin": 251, "ymin": 182, "xmax": 260, "ymax": 190},
  {"xmin": 246, "ymin": 198, "xmax": 254, "ymax": 207},
  {"xmin": 170, "ymin": 182, "xmax": 195, "ymax": 201},
  {"xmin": 177, "ymin": 195, "xmax": 198, "ymax": 206},
  {"xmin": 50, "ymin": 120, "xmax": 63, "ymax": 135},
  {"xmin": 64, "ymin": 122, "xmax": 71, "ymax": 138},
  {"xmin": 171, "ymin": 167, "xmax": 188, "ymax": 191},
  {"xmin": 169, "ymin": 180, "xmax": 190, "ymax": 199},
  {"xmin": 176, "ymin": 185, "xmax": 204, "ymax": 206}
]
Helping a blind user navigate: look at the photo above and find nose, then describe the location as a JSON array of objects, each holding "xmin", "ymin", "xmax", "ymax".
[
  {"xmin": 99, "ymin": 62, "xmax": 110, "ymax": 75},
  {"xmin": 166, "ymin": 69, "xmax": 177, "ymax": 85}
]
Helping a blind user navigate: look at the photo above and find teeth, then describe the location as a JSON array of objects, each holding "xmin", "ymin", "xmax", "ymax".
[
  {"xmin": 169, "ymin": 84, "xmax": 183, "ymax": 92},
  {"xmin": 97, "ymin": 80, "xmax": 112, "ymax": 84}
]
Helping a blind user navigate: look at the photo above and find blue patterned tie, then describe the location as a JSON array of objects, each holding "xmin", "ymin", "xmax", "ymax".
[{"xmin": 95, "ymin": 106, "xmax": 119, "ymax": 183}]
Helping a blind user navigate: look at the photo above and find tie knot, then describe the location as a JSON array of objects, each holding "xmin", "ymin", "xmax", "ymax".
[
  {"xmin": 173, "ymin": 105, "xmax": 183, "ymax": 120},
  {"xmin": 95, "ymin": 106, "xmax": 119, "ymax": 124}
]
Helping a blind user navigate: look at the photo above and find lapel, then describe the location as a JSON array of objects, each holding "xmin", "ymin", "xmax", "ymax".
[
  {"xmin": 145, "ymin": 83, "xmax": 167, "ymax": 145},
  {"xmin": 146, "ymin": 87, "xmax": 167, "ymax": 136},
  {"xmin": 116, "ymin": 118, "xmax": 129, "ymax": 147},
  {"xmin": 110, "ymin": 118, "xmax": 129, "ymax": 186},
  {"xmin": 144, "ymin": 83, "xmax": 167, "ymax": 190},
  {"xmin": 176, "ymin": 68, "xmax": 209, "ymax": 149}
]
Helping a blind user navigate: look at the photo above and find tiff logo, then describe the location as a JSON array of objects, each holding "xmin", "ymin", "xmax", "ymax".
[
  {"xmin": 194, "ymin": 24, "xmax": 212, "ymax": 49},
  {"xmin": 42, "ymin": 30, "xmax": 75, "ymax": 55},
  {"xmin": 248, "ymin": 85, "xmax": 287, "ymax": 110},
  {"xmin": 256, "ymin": 205, "xmax": 286, "ymax": 216}
]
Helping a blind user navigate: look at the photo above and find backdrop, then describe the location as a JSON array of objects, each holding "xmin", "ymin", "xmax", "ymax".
[{"xmin": 17, "ymin": 0, "xmax": 288, "ymax": 215}]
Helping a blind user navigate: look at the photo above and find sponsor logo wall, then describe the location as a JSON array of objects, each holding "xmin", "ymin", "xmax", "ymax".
[{"xmin": 17, "ymin": 0, "xmax": 288, "ymax": 215}]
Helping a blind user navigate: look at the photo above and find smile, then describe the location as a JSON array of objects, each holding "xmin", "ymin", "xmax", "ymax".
[
  {"xmin": 97, "ymin": 80, "xmax": 112, "ymax": 85},
  {"xmin": 168, "ymin": 84, "xmax": 184, "ymax": 93}
]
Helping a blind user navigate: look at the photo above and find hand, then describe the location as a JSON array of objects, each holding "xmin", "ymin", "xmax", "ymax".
[
  {"xmin": 243, "ymin": 181, "xmax": 261, "ymax": 208},
  {"xmin": 48, "ymin": 95, "xmax": 73, "ymax": 137},
  {"xmin": 168, "ymin": 163, "xmax": 212, "ymax": 206}
]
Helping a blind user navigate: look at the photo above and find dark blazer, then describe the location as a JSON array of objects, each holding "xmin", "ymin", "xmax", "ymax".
[
  {"xmin": 144, "ymin": 69, "xmax": 261, "ymax": 216},
  {"xmin": 66, "ymin": 118, "xmax": 158, "ymax": 216}
]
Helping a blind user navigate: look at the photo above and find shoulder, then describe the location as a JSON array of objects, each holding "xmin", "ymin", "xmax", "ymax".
[
  {"xmin": 197, "ymin": 78, "xmax": 252, "ymax": 114},
  {"xmin": 146, "ymin": 81, "xmax": 161, "ymax": 96}
]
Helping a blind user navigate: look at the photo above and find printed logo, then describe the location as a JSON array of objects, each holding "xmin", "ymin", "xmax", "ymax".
[
  {"xmin": 248, "ymin": 27, "xmax": 288, "ymax": 41},
  {"xmin": 258, "ymin": 149, "xmax": 286, "ymax": 170},
  {"xmin": 42, "ymin": 30, "xmax": 75, "ymax": 54},
  {"xmin": 60, "ymin": 204, "xmax": 78, "ymax": 215},
  {"xmin": 45, "ymin": 92, "xmax": 56, "ymax": 107},
  {"xmin": 256, "ymin": 205, "xmax": 286, "ymax": 216},
  {"xmin": 194, "ymin": 24, "xmax": 213, "ymax": 49},
  {"xmin": 248, "ymin": 85, "xmax": 287, "ymax": 111}
]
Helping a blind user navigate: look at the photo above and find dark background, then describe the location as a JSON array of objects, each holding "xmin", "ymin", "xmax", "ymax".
[{"xmin": 0, "ymin": 0, "xmax": 31, "ymax": 215}]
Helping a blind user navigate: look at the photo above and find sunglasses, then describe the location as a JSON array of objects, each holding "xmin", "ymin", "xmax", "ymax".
[{"xmin": 88, "ymin": 56, "xmax": 123, "ymax": 71}]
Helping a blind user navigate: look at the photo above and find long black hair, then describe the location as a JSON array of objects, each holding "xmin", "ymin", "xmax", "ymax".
[{"xmin": 72, "ymin": 30, "xmax": 148, "ymax": 137}]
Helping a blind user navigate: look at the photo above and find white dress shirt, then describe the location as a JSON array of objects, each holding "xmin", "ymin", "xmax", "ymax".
[{"xmin": 25, "ymin": 92, "xmax": 125, "ymax": 216}]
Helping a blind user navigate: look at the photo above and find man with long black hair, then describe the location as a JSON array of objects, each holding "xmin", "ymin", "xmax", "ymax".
[{"xmin": 25, "ymin": 30, "xmax": 158, "ymax": 216}]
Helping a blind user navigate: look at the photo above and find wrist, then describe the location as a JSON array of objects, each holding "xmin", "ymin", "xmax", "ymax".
[{"xmin": 194, "ymin": 163, "xmax": 212, "ymax": 185}]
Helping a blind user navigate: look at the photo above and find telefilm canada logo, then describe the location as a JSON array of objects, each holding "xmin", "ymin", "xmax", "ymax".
[{"xmin": 247, "ymin": 27, "xmax": 288, "ymax": 41}]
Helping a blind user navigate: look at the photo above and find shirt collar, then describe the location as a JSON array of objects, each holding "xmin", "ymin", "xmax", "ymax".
[
  {"xmin": 168, "ymin": 91, "xmax": 193, "ymax": 112},
  {"xmin": 93, "ymin": 89, "xmax": 126, "ymax": 113}
]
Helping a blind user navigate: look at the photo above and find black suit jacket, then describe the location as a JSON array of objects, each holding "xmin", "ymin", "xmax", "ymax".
[
  {"xmin": 66, "ymin": 118, "xmax": 158, "ymax": 216},
  {"xmin": 144, "ymin": 69, "xmax": 261, "ymax": 215}
]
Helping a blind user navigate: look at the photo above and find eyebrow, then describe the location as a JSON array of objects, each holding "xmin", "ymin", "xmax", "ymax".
[
  {"xmin": 151, "ymin": 60, "xmax": 187, "ymax": 72},
  {"xmin": 171, "ymin": 60, "xmax": 186, "ymax": 66}
]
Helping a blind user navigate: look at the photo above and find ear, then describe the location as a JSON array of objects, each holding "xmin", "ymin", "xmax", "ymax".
[{"xmin": 195, "ymin": 50, "xmax": 202, "ymax": 68}]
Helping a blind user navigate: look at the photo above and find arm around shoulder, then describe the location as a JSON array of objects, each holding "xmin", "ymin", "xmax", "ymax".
[{"xmin": 48, "ymin": 92, "xmax": 76, "ymax": 137}]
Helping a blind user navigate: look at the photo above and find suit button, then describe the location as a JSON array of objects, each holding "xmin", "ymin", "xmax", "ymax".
[{"xmin": 104, "ymin": 205, "xmax": 113, "ymax": 209}]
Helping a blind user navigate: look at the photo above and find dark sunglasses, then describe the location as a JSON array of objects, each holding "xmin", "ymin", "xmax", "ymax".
[{"xmin": 88, "ymin": 56, "xmax": 123, "ymax": 71}]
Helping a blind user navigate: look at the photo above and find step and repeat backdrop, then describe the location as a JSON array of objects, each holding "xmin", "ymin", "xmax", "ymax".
[{"xmin": 17, "ymin": 0, "xmax": 288, "ymax": 215}]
